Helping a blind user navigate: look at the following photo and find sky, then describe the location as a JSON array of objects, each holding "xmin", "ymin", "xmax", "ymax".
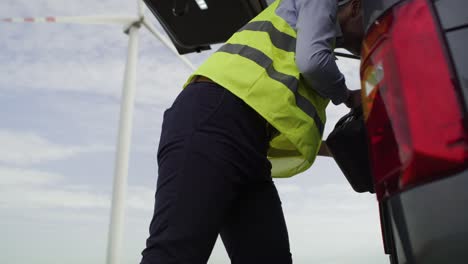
[{"xmin": 0, "ymin": 0, "xmax": 388, "ymax": 263}]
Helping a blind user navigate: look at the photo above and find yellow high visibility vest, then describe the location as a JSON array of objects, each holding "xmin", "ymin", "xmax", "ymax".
[{"xmin": 184, "ymin": 0, "xmax": 329, "ymax": 177}]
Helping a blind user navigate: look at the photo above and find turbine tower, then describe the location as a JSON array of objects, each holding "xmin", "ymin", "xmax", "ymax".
[{"xmin": 2, "ymin": 1, "xmax": 196, "ymax": 264}]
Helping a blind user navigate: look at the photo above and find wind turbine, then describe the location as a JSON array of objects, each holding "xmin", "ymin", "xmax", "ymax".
[{"xmin": 1, "ymin": 1, "xmax": 196, "ymax": 264}]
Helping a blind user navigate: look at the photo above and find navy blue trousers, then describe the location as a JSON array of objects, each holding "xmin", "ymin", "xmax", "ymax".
[{"xmin": 141, "ymin": 82, "xmax": 292, "ymax": 264}]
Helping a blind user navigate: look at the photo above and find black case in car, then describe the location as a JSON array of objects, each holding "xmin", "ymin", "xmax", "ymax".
[{"xmin": 326, "ymin": 107, "xmax": 374, "ymax": 193}]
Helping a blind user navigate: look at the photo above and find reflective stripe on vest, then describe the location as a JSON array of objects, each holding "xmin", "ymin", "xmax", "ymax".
[
  {"xmin": 218, "ymin": 43, "xmax": 324, "ymax": 134},
  {"xmin": 239, "ymin": 21, "xmax": 296, "ymax": 52}
]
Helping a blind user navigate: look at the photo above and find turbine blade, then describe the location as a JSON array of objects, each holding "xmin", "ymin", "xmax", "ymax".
[
  {"xmin": 1, "ymin": 16, "xmax": 136, "ymax": 25},
  {"xmin": 137, "ymin": 0, "xmax": 145, "ymax": 18},
  {"xmin": 142, "ymin": 19, "xmax": 196, "ymax": 71}
]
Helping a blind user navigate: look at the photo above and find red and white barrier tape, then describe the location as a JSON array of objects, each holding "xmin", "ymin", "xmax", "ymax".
[
  {"xmin": 1, "ymin": 16, "xmax": 136, "ymax": 25},
  {"xmin": 2, "ymin": 17, "xmax": 57, "ymax": 23}
]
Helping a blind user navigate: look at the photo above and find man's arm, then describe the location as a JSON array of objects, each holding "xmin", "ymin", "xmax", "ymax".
[{"xmin": 295, "ymin": 0, "xmax": 350, "ymax": 105}]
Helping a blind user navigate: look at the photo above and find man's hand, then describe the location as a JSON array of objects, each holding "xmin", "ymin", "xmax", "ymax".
[{"xmin": 345, "ymin": 89, "xmax": 362, "ymax": 108}]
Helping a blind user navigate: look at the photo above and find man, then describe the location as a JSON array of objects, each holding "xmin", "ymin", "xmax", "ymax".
[{"xmin": 141, "ymin": 0, "xmax": 364, "ymax": 263}]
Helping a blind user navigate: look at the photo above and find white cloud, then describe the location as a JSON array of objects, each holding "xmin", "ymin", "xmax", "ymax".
[
  {"xmin": 0, "ymin": 57, "xmax": 124, "ymax": 96},
  {"xmin": 0, "ymin": 24, "xmax": 197, "ymax": 104},
  {"xmin": 276, "ymin": 182, "xmax": 302, "ymax": 194},
  {"xmin": 0, "ymin": 130, "xmax": 111, "ymax": 165},
  {"xmin": 0, "ymin": 0, "xmax": 135, "ymax": 17},
  {"xmin": 282, "ymin": 183, "xmax": 384, "ymax": 263},
  {"xmin": 126, "ymin": 185, "xmax": 154, "ymax": 211},
  {"xmin": 0, "ymin": 166, "xmax": 107, "ymax": 209},
  {"xmin": 21, "ymin": 187, "xmax": 110, "ymax": 209},
  {"xmin": 0, "ymin": 0, "xmax": 204, "ymax": 106},
  {"xmin": 277, "ymin": 183, "xmax": 377, "ymax": 216},
  {"xmin": 0, "ymin": 165, "xmax": 154, "ymax": 212},
  {"xmin": 0, "ymin": 166, "xmax": 62, "ymax": 186}
]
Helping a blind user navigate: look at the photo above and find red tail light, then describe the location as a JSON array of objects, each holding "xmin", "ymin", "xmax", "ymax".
[{"xmin": 361, "ymin": 0, "xmax": 468, "ymax": 200}]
